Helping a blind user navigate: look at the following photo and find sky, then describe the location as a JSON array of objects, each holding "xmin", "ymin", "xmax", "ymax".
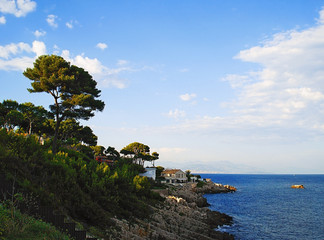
[{"xmin": 1, "ymin": 0, "xmax": 324, "ymax": 174}]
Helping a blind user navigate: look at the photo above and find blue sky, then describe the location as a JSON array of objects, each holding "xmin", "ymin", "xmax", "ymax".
[{"xmin": 1, "ymin": 0, "xmax": 324, "ymax": 173}]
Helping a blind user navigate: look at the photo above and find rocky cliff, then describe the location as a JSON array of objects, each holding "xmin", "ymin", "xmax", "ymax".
[{"xmin": 108, "ymin": 182, "xmax": 235, "ymax": 240}]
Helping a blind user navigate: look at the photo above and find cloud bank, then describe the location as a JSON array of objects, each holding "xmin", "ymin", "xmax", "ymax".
[
  {"xmin": 0, "ymin": 41, "xmax": 132, "ymax": 89},
  {"xmin": 164, "ymin": 8, "xmax": 324, "ymax": 141},
  {"xmin": 0, "ymin": 0, "xmax": 36, "ymax": 17},
  {"xmin": 224, "ymin": 9, "xmax": 324, "ymax": 131},
  {"xmin": 61, "ymin": 50, "xmax": 134, "ymax": 89},
  {"xmin": 0, "ymin": 41, "xmax": 46, "ymax": 71}
]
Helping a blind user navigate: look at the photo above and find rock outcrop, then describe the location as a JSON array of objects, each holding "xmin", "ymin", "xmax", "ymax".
[
  {"xmin": 167, "ymin": 182, "xmax": 236, "ymax": 207},
  {"xmin": 191, "ymin": 182, "xmax": 236, "ymax": 194},
  {"xmin": 109, "ymin": 182, "xmax": 235, "ymax": 240}
]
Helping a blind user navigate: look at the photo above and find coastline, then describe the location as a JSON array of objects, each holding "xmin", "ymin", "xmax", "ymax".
[{"xmin": 110, "ymin": 181, "xmax": 235, "ymax": 239}]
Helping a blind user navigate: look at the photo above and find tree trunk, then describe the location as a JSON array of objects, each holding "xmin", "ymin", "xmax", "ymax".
[
  {"xmin": 28, "ymin": 120, "xmax": 32, "ymax": 135},
  {"xmin": 52, "ymin": 97, "xmax": 60, "ymax": 155},
  {"xmin": 52, "ymin": 116, "xmax": 60, "ymax": 154}
]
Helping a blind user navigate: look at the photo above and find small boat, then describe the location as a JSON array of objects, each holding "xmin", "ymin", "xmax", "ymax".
[{"xmin": 291, "ymin": 185, "xmax": 304, "ymax": 189}]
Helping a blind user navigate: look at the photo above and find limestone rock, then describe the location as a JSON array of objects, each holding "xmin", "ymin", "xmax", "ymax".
[{"xmin": 109, "ymin": 182, "xmax": 235, "ymax": 240}]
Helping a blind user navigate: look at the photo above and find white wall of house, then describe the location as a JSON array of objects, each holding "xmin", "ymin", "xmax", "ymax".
[{"xmin": 162, "ymin": 170, "xmax": 187, "ymax": 184}]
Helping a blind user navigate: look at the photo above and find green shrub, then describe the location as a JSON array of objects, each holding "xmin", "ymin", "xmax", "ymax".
[
  {"xmin": 196, "ymin": 180, "xmax": 207, "ymax": 188},
  {"xmin": 0, "ymin": 128, "xmax": 162, "ymax": 236},
  {"xmin": 0, "ymin": 204, "xmax": 70, "ymax": 240}
]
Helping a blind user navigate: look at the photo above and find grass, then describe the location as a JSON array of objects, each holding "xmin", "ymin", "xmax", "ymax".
[{"xmin": 0, "ymin": 203, "xmax": 70, "ymax": 240}]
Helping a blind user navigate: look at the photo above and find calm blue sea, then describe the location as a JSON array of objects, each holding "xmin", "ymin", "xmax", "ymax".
[{"xmin": 200, "ymin": 174, "xmax": 324, "ymax": 240}]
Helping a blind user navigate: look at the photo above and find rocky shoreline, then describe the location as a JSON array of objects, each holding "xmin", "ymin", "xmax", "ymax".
[{"xmin": 109, "ymin": 182, "xmax": 236, "ymax": 240}]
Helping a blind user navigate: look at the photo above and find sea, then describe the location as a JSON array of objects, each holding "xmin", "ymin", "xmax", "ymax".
[{"xmin": 200, "ymin": 174, "xmax": 324, "ymax": 240}]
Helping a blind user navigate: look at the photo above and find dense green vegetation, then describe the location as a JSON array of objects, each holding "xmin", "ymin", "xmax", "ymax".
[
  {"xmin": 0, "ymin": 55, "xmax": 163, "ymax": 238},
  {"xmin": 0, "ymin": 129, "xmax": 162, "ymax": 233},
  {"xmin": 196, "ymin": 180, "xmax": 207, "ymax": 188},
  {"xmin": 0, "ymin": 202, "xmax": 70, "ymax": 240},
  {"xmin": 23, "ymin": 55, "xmax": 105, "ymax": 154}
]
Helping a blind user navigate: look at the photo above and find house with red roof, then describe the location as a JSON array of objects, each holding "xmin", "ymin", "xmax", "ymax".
[{"xmin": 161, "ymin": 169, "xmax": 187, "ymax": 184}]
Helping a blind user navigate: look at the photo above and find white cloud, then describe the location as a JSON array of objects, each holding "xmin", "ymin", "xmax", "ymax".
[
  {"xmin": 32, "ymin": 40, "xmax": 46, "ymax": 56},
  {"xmin": 61, "ymin": 50, "xmax": 133, "ymax": 89},
  {"xmin": 179, "ymin": 93, "xmax": 197, "ymax": 101},
  {"xmin": 0, "ymin": 40, "xmax": 141, "ymax": 89},
  {"xmin": 218, "ymin": 8, "xmax": 324, "ymax": 133},
  {"xmin": 0, "ymin": 15, "xmax": 5, "ymax": 24},
  {"xmin": 117, "ymin": 59, "xmax": 128, "ymax": 66},
  {"xmin": 222, "ymin": 74, "xmax": 253, "ymax": 88},
  {"xmin": 33, "ymin": 29, "xmax": 46, "ymax": 38},
  {"xmin": 167, "ymin": 109, "xmax": 186, "ymax": 119},
  {"xmin": 46, "ymin": 14, "xmax": 58, "ymax": 28},
  {"xmin": 0, "ymin": 42, "xmax": 31, "ymax": 59},
  {"xmin": 155, "ymin": 8, "xmax": 324, "ymax": 142},
  {"xmin": 66, "ymin": 21, "xmax": 73, "ymax": 29},
  {"xmin": 96, "ymin": 42, "xmax": 108, "ymax": 50},
  {"xmin": 65, "ymin": 20, "xmax": 78, "ymax": 29},
  {"xmin": 316, "ymin": 6, "xmax": 324, "ymax": 24},
  {"xmin": 0, "ymin": 41, "xmax": 46, "ymax": 71},
  {"xmin": 286, "ymin": 88, "xmax": 324, "ymax": 101},
  {"xmin": 74, "ymin": 55, "xmax": 105, "ymax": 75},
  {"xmin": 0, "ymin": 56, "xmax": 34, "ymax": 71},
  {"xmin": 0, "ymin": 0, "xmax": 36, "ymax": 17},
  {"xmin": 100, "ymin": 78, "xmax": 127, "ymax": 89}
]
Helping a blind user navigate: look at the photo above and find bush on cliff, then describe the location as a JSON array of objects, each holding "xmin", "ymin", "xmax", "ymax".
[
  {"xmin": 197, "ymin": 180, "xmax": 207, "ymax": 188},
  {"xmin": 0, "ymin": 128, "xmax": 161, "ymax": 234},
  {"xmin": 0, "ymin": 203, "xmax": 70, "ymax": 240}
]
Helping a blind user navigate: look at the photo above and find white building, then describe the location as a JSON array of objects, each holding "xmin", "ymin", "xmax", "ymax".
[{"xmin": 161, "ymin": 169, "xmax": 187, "ymax": 184}]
